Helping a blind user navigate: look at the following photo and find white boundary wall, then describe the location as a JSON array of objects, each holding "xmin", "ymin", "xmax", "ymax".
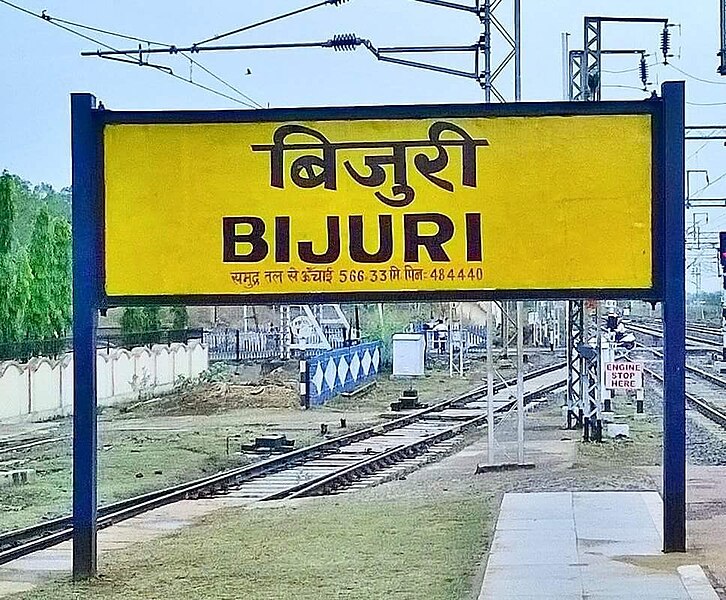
[{"xmin": 0, "ymin": 341, "xmax": 208, "ymax": 422}]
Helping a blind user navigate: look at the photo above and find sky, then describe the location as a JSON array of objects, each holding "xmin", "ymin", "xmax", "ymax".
[{"xmin": 1, "ymin": 0, "xmax": 726, "ymax": 290}]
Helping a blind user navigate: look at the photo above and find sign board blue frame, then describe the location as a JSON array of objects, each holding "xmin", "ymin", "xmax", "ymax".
[{"xmin": 69, "ymin": 81, "xmax": 685, "ymax": 578}]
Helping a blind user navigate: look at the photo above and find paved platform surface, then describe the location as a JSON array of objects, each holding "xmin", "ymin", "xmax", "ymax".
[{"xmin": 478, "ymin": 491, "xmax": 718, "ymax": 600}]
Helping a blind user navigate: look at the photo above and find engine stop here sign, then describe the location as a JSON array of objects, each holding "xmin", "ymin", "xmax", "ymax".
[{"xmin": 605, "ymin": 362, "xmax": 644, "ymax": 390}]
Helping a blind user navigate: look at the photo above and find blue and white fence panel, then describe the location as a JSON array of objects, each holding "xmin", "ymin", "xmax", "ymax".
[{"xmin": 301, "ymin": 341, "xmax": 382, "ymax": 407}]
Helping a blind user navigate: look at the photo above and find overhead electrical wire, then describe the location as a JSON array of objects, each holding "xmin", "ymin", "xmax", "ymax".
[
  {"xmin": 195, "ymin": 0, "xmax": 350, "ymax": 46},
  {"xmin": 0, "ymin": 0, "xmax": 262, "ymax": 108},
  {"xmin": 687, "ymin": 128, "xmax": 726, "ymax": 162},
  {"xmin": 687, "ymin": 100, "xmax": 726, "ymax": 106},
  {"xmin": 603, "ymin": 84, "xmax": 649, "ymax": 92},
  {"xmin": 690, "ymin": 169, "xmax": 726, "ymax": 198},
  {"xmin": 602, "ymin": 61, "xmax": 658, "ymax": 75},
  {"xmin": 667, "ymin": 62, "xmax": 726, "ymax": 86},
  {"xmin": 34, "ymin": 5, "xmax": 263, "ymax": 106},
  {"xmin": 39, "ymin": 11, "xmax": 170, "ymax": 46}
]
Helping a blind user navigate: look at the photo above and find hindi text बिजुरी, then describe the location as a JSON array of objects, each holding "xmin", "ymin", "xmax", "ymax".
[{"xmin": 225, "ymin": 121, "xmax": 487, "ymax": 266}]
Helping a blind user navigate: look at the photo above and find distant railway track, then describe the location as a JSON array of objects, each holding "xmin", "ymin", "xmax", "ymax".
[
  {"xmin": 626, "ymin": 320, "xmax": 720, "ymax": 349},
  {"xmin": 628, "ymin": 327, "xmax": 726, "ymax": 431},
  {"xmin": 643, "ymin": 362, "xmax": 726, "ymax": 430},
  {"xmin": 0, "ymin": 436, "xmax": 64, "ymax": 457},
  {"xmin": 0, "ymin": 361, "xmax": 566, "ymax": 566}
]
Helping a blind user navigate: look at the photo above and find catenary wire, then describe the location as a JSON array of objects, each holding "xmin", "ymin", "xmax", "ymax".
[
  {"xmin": 602, "ymin": 61, "xmax": 658, "ymax": 74},
  {"xmin": 667, "ymin": 63, "xmax": 726, "ymax": 86},
  {"xmin": 36, "ymin": 8, "xmax": 264, "ymax": 107},
  {"xmin": 0, "ymin": 0, "xmax": 260, "ymax": 108},
  {"xmin": 691, "ymin": 170, "xmax": 726, "ymax": 198},
  {"xmin": 195, "ymin": 0, "xmax": 345, "ymax": 46},
  {"xmin": 687, "ymin": 128, "xmax": 726, "ymax": 162}
]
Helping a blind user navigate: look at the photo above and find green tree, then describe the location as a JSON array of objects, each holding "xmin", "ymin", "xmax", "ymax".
[
  {"xmin": 9, "ymin": 251, "xmax": 32, "ymax": 341},
  {"xmin": 49, "ymin": 218, "xmax": 72, "ymax": 336},
  {"xmin": 0, "ymin": 171, "xmax": 13, "ymax": 256},
  {"xmin": 25, "ymin": 208, "xmax": 54, "ymax": 338},
  {"xmin": 0, "ymin": 172, "xmax": 15, "ymax": 342},
  {"xmin": 143, "ymin": 307, "xmax": 161, "ymax": 331},
  {"xmin": 169, "ymin": 306, "xmax": 189, "ymax": 330},
  {"xmin": 0, "ymin": 172, "xmax": 73, "ymax": 346},
  {"xmin": 120, "ymin": 307, "xmax": 162, "ymax": 334},
  {"xmin": 120, "ymin": 307, "xmax": 146, "ymax": 333},
  {"xmin": 0, "ymin": 257, "xmax": 15, "ymax": 342}
]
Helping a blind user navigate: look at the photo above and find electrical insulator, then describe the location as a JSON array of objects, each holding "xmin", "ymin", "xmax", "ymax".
[
  {"xmin": 639, "ymin": 55, "xmax": 649, "ymax": 90},
  {"xmin": 327, "ymin": 34, "xmax": 360, "ymax": 51},
  {"xmin": 661, "ymin": 26, "xmax": 671, "ymax": 64},
  {"xmin": 328, "ymin": 0, "xmax": 350, "ymax": 4}
]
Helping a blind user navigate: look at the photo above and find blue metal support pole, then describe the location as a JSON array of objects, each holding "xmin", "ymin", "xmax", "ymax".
[
  {"xmin": 71, "ymin": 93, "xmax": 100, "ymax": 578},
  {"xmin": 661, "ymin": 81, "xmax": 686, "ymax": 553}
]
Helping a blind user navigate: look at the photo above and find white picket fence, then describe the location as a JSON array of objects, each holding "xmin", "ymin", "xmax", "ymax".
[{"xmin": 0, "ymin": 341, "xmax": 208, "ymax": 422}]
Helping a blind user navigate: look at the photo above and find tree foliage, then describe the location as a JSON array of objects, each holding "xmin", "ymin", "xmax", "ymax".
[
  {"xmin": 0, "ymin": 173, "xmax": 72, "ymax": 344},
  {"xmin": 120, "ymin": 307, "xmax": 162, "ymax": 334},
  {"xmin": 170, "ymin": 306, "xmax": 189, "ymax": 330},
  {"xmin": 25, "ymin": 208, "xmax": 54, "ymax": 338},
  {"xmin": 0, "ymin": 170, "xmax": 190, "ymax": 348},
  {"xmin": 0, "ymin": 171, "xmax": 14, "ymax": 256},
  {"xmin": 0, "ymin": 172, "xmax": 15, "ymax": 341}
]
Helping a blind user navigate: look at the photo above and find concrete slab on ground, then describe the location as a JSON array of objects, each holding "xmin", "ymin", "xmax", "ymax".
[{"xmin": 478, "ymin": 491, "xmax": 718, "ymax": 600}]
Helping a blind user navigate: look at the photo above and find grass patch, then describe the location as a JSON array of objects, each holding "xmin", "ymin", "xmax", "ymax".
[
  {"xmin": 20, "ymin": 494, "xmax": 494, "ymax": 600},
  {"xmin": 575, "ymin": 412, "xmax": 663, "ymax": 468},
  {"xmin": 0, "ymin": 428, "xmax": 238, "ymax": 532}
]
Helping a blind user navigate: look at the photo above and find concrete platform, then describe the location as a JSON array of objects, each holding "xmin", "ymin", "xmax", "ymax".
[{"xmin": 478, "ymin": 491, "xmax": 719, "ymax": 600}]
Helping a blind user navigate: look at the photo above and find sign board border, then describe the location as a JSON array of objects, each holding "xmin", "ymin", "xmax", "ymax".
[
  {"xmin": 70, "ymin": 85, "xmax": 684, "ymax": 580},
  {"xmin": 87, "ymin": 99, "xmax": 665, "ymax": 308}
]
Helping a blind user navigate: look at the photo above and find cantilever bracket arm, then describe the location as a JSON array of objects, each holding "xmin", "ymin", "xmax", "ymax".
[{"xmin": 362, "ymin": 40, "xmax": 478, "ymax": 79}]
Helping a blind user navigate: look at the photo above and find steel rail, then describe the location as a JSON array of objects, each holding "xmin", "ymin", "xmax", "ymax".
[
  {"xmin": 627, "ymin": 317, "xmax": 721, "ymax": 341},
  {"xmin": 627, "ymin": 321, "xmax": 719, "ymax": 349},
  {"xmin": 0, "ymin": 361, "xmax": 565, "ymax": 565},
  {"xmin": 644, "ymin": 366, "xmax": 726, "ymax": 430},
  {"xmin": 634, "ymin": 341, "xmax": 726, "ymax": 429},
  {"xmin": 283, "ymin": 377, "xmax": 566, "ymax": 499}
]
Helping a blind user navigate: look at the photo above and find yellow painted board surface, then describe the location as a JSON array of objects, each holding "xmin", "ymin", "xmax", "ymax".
[{"xmin": 103, "ymin": 114, "xmax": 653, "ymax": 297}]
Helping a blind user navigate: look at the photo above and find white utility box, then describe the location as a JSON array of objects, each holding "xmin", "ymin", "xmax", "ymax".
[{"xmin": 392, "ymin": 333, "xmax": 426, "ymax": 377}]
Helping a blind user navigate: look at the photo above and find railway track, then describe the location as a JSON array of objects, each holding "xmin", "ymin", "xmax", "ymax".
[
  {"xmin": 0, "ymin": 362, "xmax": 566, "ymax": 566},
  {"xmin": 626, "ymin": 318, "xmax": 721, "ymax": 348},
  {"xmin": 643, "ymin": 362, "xmax": 726, "ymax": 430},
  {"xmin": 627, "ymin": 322, "xmax": 726, "ymax": 430},
  {"xmin": 626, "ymin": 321, "xmax": 721, "ymax": 350}
]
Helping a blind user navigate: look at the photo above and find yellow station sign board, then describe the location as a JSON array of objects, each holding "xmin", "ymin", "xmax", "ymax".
[{"xmin": 103, "ymin": 112, "xmax": 653, "ymax": 299}]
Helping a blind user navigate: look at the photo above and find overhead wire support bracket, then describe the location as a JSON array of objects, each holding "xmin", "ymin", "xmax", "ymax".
[
  {"xmin": 84, "ymin": 34, "xmax": 483, "ymax": 81},
  {"xmin": 82, "ymin": 39, "xmax": 347, "ymax": 58},
  {"xmin": 582, "ymin": 15, "xmax": 671, "ymax": 101}
]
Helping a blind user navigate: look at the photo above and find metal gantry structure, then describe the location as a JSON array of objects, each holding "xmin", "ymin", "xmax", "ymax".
[
  {"xmin": 565, "ymin": 300, "xmax": 585, "ymax": 428},
  {"xmin": 565, "ymin": 14, "xmax": 671, "ymax": 440},
  {"xmin": 81, "ymin": 0, "xmax": 523, "ymax": 104},
  {"xmin": 568, "ymin": 16, "xmax": 671, "ymax": 101}
]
